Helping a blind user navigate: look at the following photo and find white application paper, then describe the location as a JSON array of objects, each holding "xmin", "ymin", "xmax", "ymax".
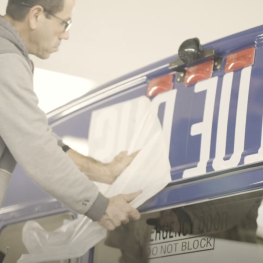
[{"xmin": 18, "ymin": 96, "xmax": 171, "ymax": 263}]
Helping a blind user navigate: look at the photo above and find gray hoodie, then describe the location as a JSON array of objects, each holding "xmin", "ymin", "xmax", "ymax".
[{"xmin": 0, "ymin": 15, "xmax": 109, "ymax": 221}]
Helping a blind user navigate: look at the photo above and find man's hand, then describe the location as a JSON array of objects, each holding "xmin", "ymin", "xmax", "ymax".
[
  {"xmin": 106, "ymin": 151, "xmax": 139, "ymax": 184},
  {"xmin": 67, "ymin": 149, "xmax": 139, "ymax": 184},
  {"xmin": 99, "ymin": 190, "xmax": 142, "ymax": 230}
]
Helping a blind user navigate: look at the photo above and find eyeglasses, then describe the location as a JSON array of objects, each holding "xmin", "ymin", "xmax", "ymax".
[{"xmin": 20, "ymin": 1, "xmax": 72, "ymax": 32}]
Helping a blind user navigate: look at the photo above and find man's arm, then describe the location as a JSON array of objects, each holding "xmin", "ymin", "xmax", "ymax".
[
  {"xmin": 0, "ymin": 53, "xmax": 108, "ymax": 219},
  {"xmin": 66, "ymin": 149, "xmax": 139, "ymax": 184},
  {"xmin": 51, "ymin": 131, "xmax": 71, "ymax": 151},
  {"xmin": 0, "ymin": 53, "xmax": 142, "ymax": 229}
]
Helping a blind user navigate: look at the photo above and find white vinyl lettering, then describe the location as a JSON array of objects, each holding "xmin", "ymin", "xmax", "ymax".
[
  {"xmin": 116, "ymin": 102, "xmax": 132, "ymax": 154},
  {"xmin": 212, "ymin": 72, "xmax": 233, "ymax": 170},
  {"xmin": 127, "ymin": 97, "xmax": 151, "ymax": 154},
  {"xmin": 244, "ymin": 114, "xmax": 263, "ymax": 164},
  {"xmin": 183, "ymin": 77, "xmax": 218, "ymax": 178},
  {"xmin": 89, "ymin": 94, "xmax": 173, "ymax": 162},
  {"xmin": 151, "ymin": 90, "xmax": 177, "ymax": 153},
  {"xmin": 89, "ymin": 98, "xmax": 145, "ymax": 162},
  {"xmin": 213, "ymin": 66, "xmax": 252, "ymax": 170},
  {"xmin": 89, "ymin": 107, "xmax": 118, "ymax": 162}
]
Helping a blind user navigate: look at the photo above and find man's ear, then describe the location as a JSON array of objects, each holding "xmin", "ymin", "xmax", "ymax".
[{"xmin": 27, "ymin": 5, "xmax": 44, "ymax": 30}]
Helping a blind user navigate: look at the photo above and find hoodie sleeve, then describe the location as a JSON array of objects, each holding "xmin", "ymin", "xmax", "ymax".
[
  {"xmin": 0, "ymin": 53, "xmax": 109, "ymax": 221},
  {"xmin": 50, "ymin": 130, "xmax": 71, "ymax": 152}
]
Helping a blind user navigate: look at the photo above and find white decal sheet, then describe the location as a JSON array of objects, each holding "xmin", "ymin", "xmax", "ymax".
[{"xmin": 18, "ymin": 96, "xmax": 171, "ymax": 262}]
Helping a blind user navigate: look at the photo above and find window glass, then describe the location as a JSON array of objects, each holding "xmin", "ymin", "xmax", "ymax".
[
  {"xmin": 34, "ymin": 68, "xmax": 95, "ymax": 113},
  {"xmin": 94, "ymin": 190, "xmax": 263, "ymax": 263},
  {"xmin": 0, "ymin": 213, "xmax": 74, "ymax": 263}
]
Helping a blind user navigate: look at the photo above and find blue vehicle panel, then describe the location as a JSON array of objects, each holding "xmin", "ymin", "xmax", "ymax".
[
  {"xmin": 49, "ymin": 42, "xmax": 263, "ymax": 182},
  {"xmin": 2, "ymin": 24, "xmax": 263, "ymax": 262}
]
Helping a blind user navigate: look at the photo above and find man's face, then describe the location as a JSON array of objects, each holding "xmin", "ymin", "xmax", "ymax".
[{"xmin": 29, "ymin": 0, "xmax": 75, "ymax": 59}]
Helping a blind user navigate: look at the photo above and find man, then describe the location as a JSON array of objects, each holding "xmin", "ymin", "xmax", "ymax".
[{"xmin": 0, "ymin": 0, "xmax": 141, "ymax": 231}]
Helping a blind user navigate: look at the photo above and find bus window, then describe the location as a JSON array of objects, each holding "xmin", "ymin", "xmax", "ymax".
[
  {"xmin": 93, "ymin": 190, "xmax": 263, "ymax": 263},
  {"xmin": 0, "ymin": 213, "xmax": 75, "ymax": 263}
]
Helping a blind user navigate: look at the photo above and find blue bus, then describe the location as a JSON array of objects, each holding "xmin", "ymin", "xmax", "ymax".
[{"xmin": 1, "ymin": 24, "xmax": 263, "ymax": 263}]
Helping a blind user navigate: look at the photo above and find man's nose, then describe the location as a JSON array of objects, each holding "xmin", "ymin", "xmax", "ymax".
[{"xmin": 59, "ymin": 30, "xmax": 70, "ymax": 41}]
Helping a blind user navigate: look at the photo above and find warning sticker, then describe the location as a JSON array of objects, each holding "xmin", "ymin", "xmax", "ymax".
[{"xmin": 148, "ymin": 235, "xmax": 215, "ymax": 259}]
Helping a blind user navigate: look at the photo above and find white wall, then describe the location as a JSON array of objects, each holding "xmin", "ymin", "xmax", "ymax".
[{"xmin": 1, "ymin": 0, "xmax": 263, "ymax": 86}]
